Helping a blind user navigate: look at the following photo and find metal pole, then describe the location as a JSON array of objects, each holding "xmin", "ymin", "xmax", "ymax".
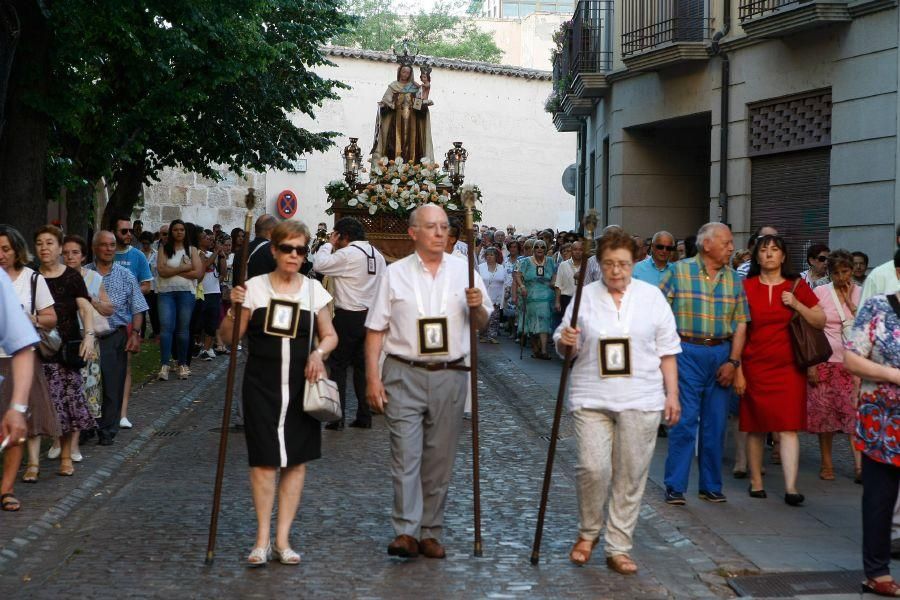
[
  {"xmin": 205, "ymin": 194, "xmax": 255, "ymax": 565},
  {"xmin": 530, "ymin": 211, "xmax": 598, "ymax": 565}
]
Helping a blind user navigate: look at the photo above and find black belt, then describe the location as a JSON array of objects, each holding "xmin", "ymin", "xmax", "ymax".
[
  {"xmin": 681, "ymin": 336, "xmax": 731, "ymax": 347},
  {"xmin": 387, "ymin": 355, "xmax": 470, "ymax": 372},
  {"xmin": 97, "ymin": 326, "xmax": 127, "ymax": 340}
]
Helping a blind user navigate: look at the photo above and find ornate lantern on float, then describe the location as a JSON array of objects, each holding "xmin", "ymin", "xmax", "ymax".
[
  {"xmin": 342, "ymin": 137, "xmax": 361, "ymax": 186},
  {"xmin": 445, "ymin": 141, "xmax": 467, "ymax": 191}
]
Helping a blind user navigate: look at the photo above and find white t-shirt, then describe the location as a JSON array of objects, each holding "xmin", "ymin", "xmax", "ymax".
[
  {"xmin": 10, "ymin": 267, "xmax": 54, "ymax": 314},
  {"xmin": 553, "ymin": 278, "xmax": 681, "ymax": 413},
  {"xmin": 201, "ymin": 251, "xmax": 221, "ymax": 295},
  {"xmin": 555, "ymin": 259, "xmax": 578, "ymax": 297}
]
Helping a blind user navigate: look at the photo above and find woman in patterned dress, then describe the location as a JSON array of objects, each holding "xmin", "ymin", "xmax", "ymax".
[
  {"xmin": 34, "ymin": 226, "xmax": 96, "ymax": 477},
  {"xmin": 844, "ymin": 266, "xmax": 900, "ymax": 597},
  {"xmin": 806, "ymin": 250, "xmax": 862, "ymax": 482},
  {"xmin": 221, "ymin": 220, "xmax": 338, "ymax": 567},
  {"xmin": 514, "ymin": 240, "xmax": 557, "ymax": 359}
]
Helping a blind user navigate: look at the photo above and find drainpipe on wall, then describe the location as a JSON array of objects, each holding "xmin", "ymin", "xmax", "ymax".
[{"xmin": 711, "ymin": 0, "xmax": 732, "ymax": 224}]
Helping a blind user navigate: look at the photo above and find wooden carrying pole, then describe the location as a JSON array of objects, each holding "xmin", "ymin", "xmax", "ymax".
[
  {"xmin": 530, "ymin": 211, "xmax": 598, "ymax": 565},
  {"xmin": 205, "ymin": 191, "xmax": 256, "ymax": 565},
  {"xmin": 462, "ymin": 186, "xmax": 484, "ymax": 557}
]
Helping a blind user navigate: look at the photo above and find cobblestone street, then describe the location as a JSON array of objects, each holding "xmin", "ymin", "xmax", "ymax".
[{"xmin": 0, "ymin": 339, "xmax": 879, "ymax": 598}]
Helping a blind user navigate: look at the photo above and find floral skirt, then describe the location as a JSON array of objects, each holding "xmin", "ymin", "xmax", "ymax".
[
  {"xmin": 43, "ymin": 362, "xmax": 97, "ymax": 435},
  {"xmin": 81, "ymin": 356, "xmax": 102, "ymax": 420},
  {"xmin": 806, "ymin": 362, "xmax": 857, "ymax": 434},
  {"xmin": 0, "ymin": 357, "xmax": 61, "ymax": 437}
]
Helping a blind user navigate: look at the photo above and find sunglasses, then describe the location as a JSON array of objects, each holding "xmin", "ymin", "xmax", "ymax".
[
  {"xmin": 654, "ymin": 244, "xmax": 677, "ymax": 252},
  {"xmin": 119, "ymin": 228, "xmax": 133, "ymax": 234},
  {"xmin": 277, "ymin": 243, "xmax": 309, "ymax": 256},
  {"xmin": 813, "ymin": 255, "xmax": 828, "ymax": 262}
]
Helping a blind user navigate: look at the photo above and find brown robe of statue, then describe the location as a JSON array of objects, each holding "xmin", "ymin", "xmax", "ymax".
[{"xmin": 371, "ymin": 80, "xmax": 435, "ymax": 163}]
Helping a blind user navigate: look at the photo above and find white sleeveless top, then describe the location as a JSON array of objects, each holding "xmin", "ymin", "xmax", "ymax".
[{"xmin": 157, "ymin": 248, "xmax": 196, "ymax": 294}]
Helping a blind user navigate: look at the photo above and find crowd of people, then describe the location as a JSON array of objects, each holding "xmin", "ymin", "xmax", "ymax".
[{"xmin": 0, "ymin": 210, "xmax": 898, "ymax": 595}]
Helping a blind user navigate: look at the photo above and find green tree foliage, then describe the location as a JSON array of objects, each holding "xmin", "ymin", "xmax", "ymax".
[
  {"xmin": 0, "ymin": 0, "xmax": 352, "ymax": 235},
  {"xmin": 334, "ymin": 0, "xmax": 503, "ymax": 63}
]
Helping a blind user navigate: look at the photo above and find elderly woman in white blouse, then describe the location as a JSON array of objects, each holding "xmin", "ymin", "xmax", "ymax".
[{"xmin": 554, "ymin": 230, "xmax": 682, "ymax": 575}]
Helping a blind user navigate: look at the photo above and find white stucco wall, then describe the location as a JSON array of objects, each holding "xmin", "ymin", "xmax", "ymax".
[{"xmin": 267, "ymin": 55, "xmax": 576, "ymax": 232}]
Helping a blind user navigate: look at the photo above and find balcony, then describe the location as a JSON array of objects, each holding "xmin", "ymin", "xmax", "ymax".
[
  {"xmin": 739, "ymin": 0, "xmax": 851, "ymax": 37},
  {"xmin": 621, "ymin": 0, "xmax": 712, "ymax": 72},
  {"xmin": 569, "ymin": 0, "xmax": 613, "ymax": 99}
]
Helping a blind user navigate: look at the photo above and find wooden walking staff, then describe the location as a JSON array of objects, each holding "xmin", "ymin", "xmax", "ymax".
[
  {"xmin": 461, "ymin": 184, "xmax": 484, "ymax": 558},
  {"xmin": 529, "ymin": 210, "xmax": 598, "ymax": 565},
  {"xmin": 205, "ymin": 189, "xmax": 256, "ymax": 565}
]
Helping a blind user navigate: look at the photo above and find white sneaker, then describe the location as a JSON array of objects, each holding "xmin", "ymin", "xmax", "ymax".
[
  {"xmin": 179, "ymin": 365, "xmax": 190, "ymax": 380},
  {"xmin": 158, "ymin": 365, "xmax": 169, "ymax": 381},
  {"xmin": 71, "ymin": 451, "xmax": 83, "ymax": 463},
  {"xmin": 47, "ymin": 446, "xmax": 61, "ymax": 459},
  {"xmin": 120, "ymin": 417, "xmax": 133, "ymax": 429},
  {"xmin": 202, "ymin": 349, "xmax": 214, "ymax": 361}
]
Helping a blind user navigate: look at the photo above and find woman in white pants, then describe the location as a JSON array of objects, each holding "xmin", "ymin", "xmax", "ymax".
[{"xmin": 554, "ymin": 229, "xmax": 681, "ymax": 574}]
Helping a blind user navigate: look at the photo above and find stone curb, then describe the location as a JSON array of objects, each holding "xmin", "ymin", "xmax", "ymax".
[{"xmin": 0, "ymin": 360, "xmax": 229, "ymax": 567}]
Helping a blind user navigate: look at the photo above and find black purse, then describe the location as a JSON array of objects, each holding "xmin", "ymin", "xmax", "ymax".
[{"xmin": 59, "ymin": 339, "xmax": 86, "ymax": 370}]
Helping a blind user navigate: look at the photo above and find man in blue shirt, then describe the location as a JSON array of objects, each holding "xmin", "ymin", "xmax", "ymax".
[
  {"xmin": 88, "ymin": 231, "xmax": 149, "ymax": 445},
  {"xmin": 632, "ymin": 230, "xmax": 675, "ymax": 287},
  {"xmin": 113, "ymin": 216, "xmax": 153, "ymax": 294},
  {"xmin": 0, "ymin": 268, "xmax": 38, "ymax": 494}
]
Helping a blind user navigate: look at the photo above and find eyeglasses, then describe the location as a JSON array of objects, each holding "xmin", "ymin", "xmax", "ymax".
[
  {"xmin": 600, "ymin": 261, "xmax": 634, "ymax": 271},
  {"xmin": 276, "ymin": 243, "xmax": 309, "ymax": 256},
  {"xmin": 814, "ymin": 255, "xmax": 828, "ymax": 263},
  {"xmin": 654, "ymin": 244, "xmax": 676, "ymax": 252},
  {"xmin": 119, "ymin": 228, "xmax": 133, "ymax": 235}
]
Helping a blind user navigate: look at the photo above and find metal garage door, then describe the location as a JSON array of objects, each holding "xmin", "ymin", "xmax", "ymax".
[{"xmin": 750, "ymin": 148, "xmax": 830, "ymax": 274}]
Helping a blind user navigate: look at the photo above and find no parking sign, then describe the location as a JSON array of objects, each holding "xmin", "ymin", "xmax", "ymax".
[{"xmin": 276, "ymin": 190, "xmax": 298, "ymax": 219}]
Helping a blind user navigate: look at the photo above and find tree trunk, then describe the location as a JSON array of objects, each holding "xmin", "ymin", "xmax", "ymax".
[
  {"xmin": 0, "ymin": 0, "xmax": 49, "ymax": 239},
  {"xmin": 102, "ymin": 158, "xmax": 145, "ymax": 229},
  {"xmin": 66, "ymin": 182, "xmax": 94, "ymax": 239}
]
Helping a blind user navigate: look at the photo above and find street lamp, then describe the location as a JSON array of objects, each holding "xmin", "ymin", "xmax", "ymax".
[
  {"xmin": 445, "ymin": 141, "xmax": 467, "ymax": 191},
  {"xmin": 342, "ymin": 137, "xmax": 361, "ymax": 186}
]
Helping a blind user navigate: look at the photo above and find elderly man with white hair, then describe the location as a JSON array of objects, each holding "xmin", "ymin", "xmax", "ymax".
[
  {"xmin": 659, "ymin": 222, "xmax": 749, "ymax": 505},
  {"xmin": 633, "ymin": 230, "xmax": 676, "ymax": 287},
  {"xmin": 365, "ymin": 204, "xmax": 492, "ymax": 560}
]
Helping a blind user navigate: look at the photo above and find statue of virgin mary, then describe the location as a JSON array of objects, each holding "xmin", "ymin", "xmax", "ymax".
[{"xmin": 371, "ymin": 63, "xmax": 435, "ymax": 163}]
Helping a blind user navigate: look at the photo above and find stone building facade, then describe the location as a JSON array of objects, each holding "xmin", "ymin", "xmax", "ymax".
[{"xmin": 551, "ymin": 0, "xmax": 900, "ymax": 268}]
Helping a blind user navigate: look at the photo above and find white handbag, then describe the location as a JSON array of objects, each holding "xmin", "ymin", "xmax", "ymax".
[{"xmin": 302, "ymin": 277, "xmax": 342, "ymax": 423}]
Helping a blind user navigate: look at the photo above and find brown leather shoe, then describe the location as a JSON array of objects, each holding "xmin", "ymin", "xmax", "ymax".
[
  {"xmin": 419, "ymin": 538, "xmax": 446, "ymax": 559},
  {"xmin": 606, "ymin": 553, "xmax": 638, "ymax": 575},
  {"xmin": 387, "ymin": 534, "xmax": 419, "ymax": 558}
]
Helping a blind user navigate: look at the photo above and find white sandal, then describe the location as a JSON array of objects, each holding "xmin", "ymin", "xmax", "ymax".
[
  {"xmin": 272, "ymin": 545, "xmax": 301, "ymax": 565},
  {"xmin": 247, "ymin": 544, "xmax": 272, "ymax": 567}
]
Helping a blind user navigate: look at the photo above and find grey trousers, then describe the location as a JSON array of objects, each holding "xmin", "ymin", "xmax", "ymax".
[
  {"xmin": 572, "ymin": 408, "xmax": 661, "ymax": 556},
  {"xmin": 383, "ymin": 357, "xmax": 467, "ymax": 540}
]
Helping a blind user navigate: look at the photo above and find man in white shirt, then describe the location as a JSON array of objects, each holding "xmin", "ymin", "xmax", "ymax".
[
  {"xmin": 365, "ymin": 204, "xmax": 491, "ymax": 560},
  {"xmin": 313, "ymin": 217, "xmax": 386, "ymax": 430},
  {"xmin": 554, "ymin": 240, "xmax": 583, "ymax": 315}
]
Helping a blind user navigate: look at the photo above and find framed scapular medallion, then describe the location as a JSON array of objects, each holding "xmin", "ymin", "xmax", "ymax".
[
  {"xmin": 417, "ymin": 317, "xmax": 449, "ymax": 356},
  {"xmin": 599, "ymin": 337, "xmax": 632, "ymax": 378},
  {"xmin": 264, "ymin": 299, "xmax": 301, "ymax": 339}
]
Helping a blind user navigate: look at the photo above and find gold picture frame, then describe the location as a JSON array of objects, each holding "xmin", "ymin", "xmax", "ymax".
[{"xmin": 264, "ymin": 299, "xmax": 301, "ymax": 339}]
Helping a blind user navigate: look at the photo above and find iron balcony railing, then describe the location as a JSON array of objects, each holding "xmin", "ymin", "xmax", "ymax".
[
  {"xmin": 570, "ymin": 0, "xmax": 613, "ymax": 74},
  {"xmin": 622, "ymin": 0, "xmax": 713, "ymax": 56},
  {"xmin": 739, "ymin": 0, "xmax": 813, "ymax": 20}
]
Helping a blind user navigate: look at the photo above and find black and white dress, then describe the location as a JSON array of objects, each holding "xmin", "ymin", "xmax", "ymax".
[{"xmin": 242, "ymin": 274, "xmax": 332, "ymax": 468}]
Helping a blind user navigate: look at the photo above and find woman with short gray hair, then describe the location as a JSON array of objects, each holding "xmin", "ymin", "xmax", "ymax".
[{"xmin": 477, "ymin": 247, "xmax": 504, "ymax": 343}]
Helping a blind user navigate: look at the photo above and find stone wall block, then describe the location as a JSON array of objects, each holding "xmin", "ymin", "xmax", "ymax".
[
  {"xmin": 171, "ymin": 186, "xmax": 189, "ymax": 206},
  {"xmin": 207, "ymin": 187, "xmax": 230, "ymax": 208},
  {"xmin": 187, "ymin": 188, "xmax": 209, "ymax": 207},
  {"xmin": 161, "ymin": 205, "xmax": 181, "ymax": 222}
]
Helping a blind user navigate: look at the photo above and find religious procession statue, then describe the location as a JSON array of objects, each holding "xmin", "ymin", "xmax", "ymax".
[{"xmin": 371, "ymin": 44, "xmax": 435, "ymax": 164}]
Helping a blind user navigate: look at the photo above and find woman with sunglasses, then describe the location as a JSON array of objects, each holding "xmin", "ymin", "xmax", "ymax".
[
  {"xmin": 801, "ymin": 243, "xmax": 831, "ymax": 288},
  {"xmin": 156, "ymin": 219, "xmax": 203, "ymax": 381},
  {"xmin": 222, "ymin": 220, "xmax": 337, "ymax": 566},
  {"xmin": 514, "ymin": 239, "xmax": 557, "ymax": 359}
]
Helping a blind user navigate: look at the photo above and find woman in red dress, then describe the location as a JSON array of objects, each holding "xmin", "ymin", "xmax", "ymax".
[{"xmin": 734, "ymin": 235, "xmax": 825, "ymax": 506}]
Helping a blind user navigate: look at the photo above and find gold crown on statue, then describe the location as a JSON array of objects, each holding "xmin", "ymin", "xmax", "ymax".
[{"xmin": 393, "ymin": 38, "xmax": 419, "ymax": 67}]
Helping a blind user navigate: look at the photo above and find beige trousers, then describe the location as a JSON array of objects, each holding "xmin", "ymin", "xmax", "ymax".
[{"xmin": 572, "ymin": 407, "xmax": 661, "ymax": 556}]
